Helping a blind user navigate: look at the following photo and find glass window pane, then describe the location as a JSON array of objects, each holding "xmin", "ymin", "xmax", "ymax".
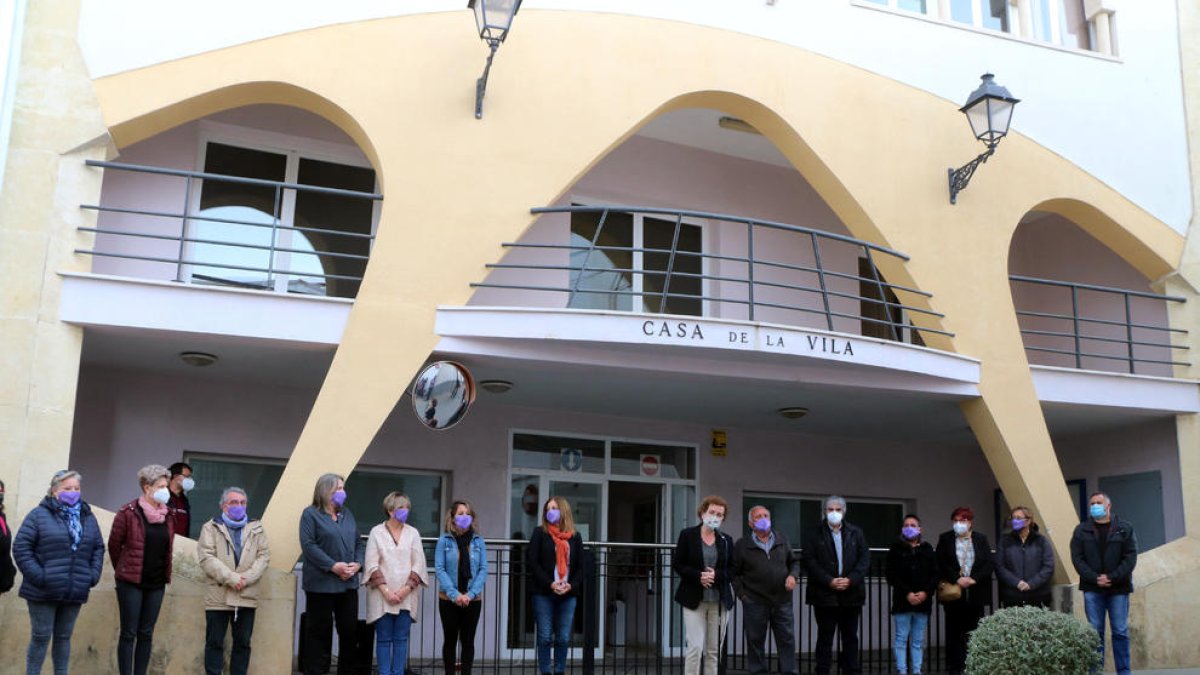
[
  {"xmin": 642, "ymin": 217, "xmax": 702, "ymax": 316},
  {"xmin": 548, "ymin": 480, "xmax": 602, "ymax": 541},
  {"xmin": 343, "ymin": 470, "xmax": 443, "ymax": 538},
  {"xmin": 898, "ymin": 0, "xmax": 926, "ymax": 11},
  {"xmin": 512, "ymin": 433, "xmax": 605, "ymax": 473},
  {"xmin": 186, "ymin": 456, "xmax": 286, "ymax": 523},
  {"xmin": 293, "ymin": 158, "xmax": 376, "ymax": 298},
  {"xmin": 568, "ymin": 210, "xmax": 634, "ymax": 311},
  {"xmin": 983, "ymin": 0, "xmax": 1010, "ymax": 31},
  {"xmin": 847, "ymin": 501, "xmax": 905, "ymax": 548},
  {"xmin": 611, "ymin": 442, "xmax": 694, "ymax": 480},
  {"xmin": 949, "ymin": 0, "xmax": 974, "ymax": 24}
]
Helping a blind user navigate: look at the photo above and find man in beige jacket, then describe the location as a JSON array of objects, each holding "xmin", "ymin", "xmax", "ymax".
[{"xmin": 197, "ymin": 487, "xmax": 270, "ymax": 675}]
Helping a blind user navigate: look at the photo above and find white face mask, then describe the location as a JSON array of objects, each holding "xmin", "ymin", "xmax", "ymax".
[
  {"xmin": 702, "ymin": 515, "xmax": 723, "ymax": 530},
  {"xmin": 826, "ymin": 511, "xmax": 844, "ymax": 526},
  {"xmin": 181, "ymin": 477, "xmax": 195, "ymax": 493},
  {"xmin": 152, "ymin": 487, "xmax": 171, "ymax": 505},
  {"xmin": 953, "ymin": 521, "xmax": 970, "ymax": 536}
]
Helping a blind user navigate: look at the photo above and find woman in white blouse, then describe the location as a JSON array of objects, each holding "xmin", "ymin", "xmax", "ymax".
[{"xmin": 364, "ymin": 492, "xmax": 428, "ymax": 675}]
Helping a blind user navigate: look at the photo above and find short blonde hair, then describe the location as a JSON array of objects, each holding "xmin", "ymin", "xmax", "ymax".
[
  {"xmin": 382, "ymin": 492, "xmax": 411, "ymax": 516},
  {"xmin": 137, "ymin": 464, "xmax": 170, "ymax": 489}
]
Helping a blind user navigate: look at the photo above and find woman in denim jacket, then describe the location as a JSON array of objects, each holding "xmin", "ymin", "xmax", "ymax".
[{"xmin": 434, "ymin": 499, "xmax": 488, "ymax": 675}]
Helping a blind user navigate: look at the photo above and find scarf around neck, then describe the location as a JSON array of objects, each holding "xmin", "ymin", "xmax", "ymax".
[
  {"xmin": 138, "ymin": 496, "xmax": 167, "ymax": 524},
  {"xmin": 548, "ymin": 524, "xmax": 574, "ymax": 582},
  {"xmin": 57, "ymin": 501, "xmax": 83, "ymax": 551}
]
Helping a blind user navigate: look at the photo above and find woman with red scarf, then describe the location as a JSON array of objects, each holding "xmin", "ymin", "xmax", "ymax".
[{"xmin": 525, "ymin": 496, "xmax": 583, "ymax": 675}]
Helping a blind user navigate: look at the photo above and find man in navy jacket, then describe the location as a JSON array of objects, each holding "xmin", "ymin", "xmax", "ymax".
[
  {"xmin": 1071, "ymin": 492, "xmax": 1137, "ymax": 675},
  {"xmin": 801, "ymin": 496, "xmax": 870, "ymax": 675}
]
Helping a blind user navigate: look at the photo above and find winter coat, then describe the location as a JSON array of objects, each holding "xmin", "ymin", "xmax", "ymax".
[
  {"xmin": 365, "ymin": 523, "xmax": 429, "ymax": 624},
  {"xmin": 935, "ymin": 530, "xmax": 994, "ymax": 608},
  {"xmin": 673, "ymin": 524, "xmax": 735, "ymax": 611},
  {"xmin": 1070, "ymin": 515, "xmax": 1137, "ymax": 595},
  {"xmin": 13, "ymin": 497, "xmax": 105, "ymax": 604},
  {"xmin": 995, "ymin": 529, "xmax": 1055, "ymax": 605},
  {"xmin": 527, "ymin": 526, "xmax": 584, "ymax": 598},
  {"xmin": 1, "ymin": 512, "xmax": 15, "ymax": 594},
  {"xmin": 885, "ymin": 539, "xmax": 938, "ymax": 615},
  {"xmin": 109, "ymin": 499, "xmax": 177, "ymax": 586},
  {"xmin": 168, "ymin": 491, "xmax": 191, "ymax": 539},
  {"xmin": 801, "ymin": 521, "xmax": 871, "ymax": 608},
  {"xmin": 434, "ymin": 531, "xmax": 487, "ymax": 602},
  {"xmin": 732, "ymin": 531, "xmax": 800, "ymax": 607},
  {"xmin": 299, "ymin": 505, "xmax": 365, "ymax": 593},
  {"xmin": 196, "ymin": 516, "xmax": 271, "ymax": 610}
]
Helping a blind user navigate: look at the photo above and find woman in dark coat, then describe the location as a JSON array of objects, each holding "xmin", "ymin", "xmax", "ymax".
[
  {"xmin": 12, "ymin": 470, "xmax": 106, "ymax": 675},
  {"xmin": 672, "ymin": 494, "xmax": 735, "ymax": 675},
  {"xmin": 995, "ymin": 505, "xmax": 1055, "ymax": 608},
  {"xmin": 526, "ymin": 496, "xmax": 584, "ymax": 675},
  {"xmin": 935, "ymin": 506, "xmax": 994, "ymax": 675},
  {"xmin": 109, "ymin": 464, "xmax": 176, "ymax": 675},
  {"xmin": 885, "ymin": 514, "xmax": 937, "ymax": 675},
  {"xmin": 0, "ymin": 478, "xmax": 16, "ymax": 597}
]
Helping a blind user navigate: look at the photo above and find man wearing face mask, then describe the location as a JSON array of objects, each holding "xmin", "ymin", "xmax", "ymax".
[
  {"xmin": 197, "ymin": 487, "xmax": 270, "ymax": 675},
  {"xmin": 801, "ymin": 496, "xmax": 870, "ymax": 675},
  {"xmin": 1070, "ymin": 492, "xmax": 1137, "ymax": 675},
  {"xmin": 732, "ymin": 505, "xmax": 800, "ymax": 675},
  {"xmin": 168, "ymin": 462, "xmax": 194, "ymax": 538}
]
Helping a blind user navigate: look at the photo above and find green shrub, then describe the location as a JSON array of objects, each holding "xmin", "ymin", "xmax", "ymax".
[{"xmin": 966, "ymin": 605, "xmax": 1101, "ymax": 675}]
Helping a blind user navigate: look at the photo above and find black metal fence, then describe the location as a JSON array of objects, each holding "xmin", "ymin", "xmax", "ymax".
[{"xmin": 308, "ymin": 540, "xmax": 994, "ymax": 674}]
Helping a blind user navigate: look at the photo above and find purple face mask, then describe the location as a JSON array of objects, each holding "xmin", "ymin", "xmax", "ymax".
[
  {"xmin": 394, "ymin": 508, "xmax": 409, "ymax": 523},
  {"xmin": 331, "ymin": 489, "xmax": 347, "ymax": 507},
  {"xmin": 901, "ymin": 526, "xmax": 921, "ymax": 540},
  {"xmin": 753, "ymin": 517, "xmax": 771, "ymax": 532},
  {"xmin": 545, "ymin": 508, "xmax": 561, "ymax": 524},
  {"xmin": 57, "ymin": 490, "xmax": 81, "ymax": 507},
  {"xmin": 226, "ymin": 505, "xmax": 247, "ymax": 521},
  {"xmin": 1011, "ymin": 518, "xmax": 1027, "ymax": 531},
  {"xmin": 454, "ymin": 514, "xmax": 473, "ymax": 530}
]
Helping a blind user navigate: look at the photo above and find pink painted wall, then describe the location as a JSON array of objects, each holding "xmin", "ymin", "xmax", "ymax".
[{"xmin": 1008, "ymin": 213, "xmax": 1175, "ymax": 377}]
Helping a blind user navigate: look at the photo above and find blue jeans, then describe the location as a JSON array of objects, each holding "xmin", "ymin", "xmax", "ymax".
[
  {"xmin": 375, "ymin": 610, "xmax": 412, "ymax": 675},
  {"xmin": 532, "ymin": 593, "xmax": 577, "ymax": 674},
  {"xmin": 1084, "ymin": 591, "xmax": 1130, "ymax": 675},
  {"xmin": 892, "ymin": 612, "xmax": 929, "ymax": 674},
  {"xmin": 26, "ymin": 601, "xmax": 82, "ymax": 675}
]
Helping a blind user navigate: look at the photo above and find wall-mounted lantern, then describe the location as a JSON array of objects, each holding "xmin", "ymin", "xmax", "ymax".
[
  {"xmin": 948, "ymin": 73, "xmax": 1020, "ymax": 204},
  {"xmin": 469, "ymin": 0, "xmax": 522, "ymax": 119}
]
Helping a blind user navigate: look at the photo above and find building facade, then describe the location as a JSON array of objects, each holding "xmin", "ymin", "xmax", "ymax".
[{"xmin": 1, "ymin": 0, "xmax": 1198, "ymax": 672}]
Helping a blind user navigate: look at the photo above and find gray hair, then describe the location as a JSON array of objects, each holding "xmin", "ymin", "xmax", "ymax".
[
  {"xmin": 311, "ymin": 473, "xmax": 345, "ymax": 510},
  {"xmin": 219, "ymin": 486, "xmax": 247, "ymax": 506},
  {"xmin": 747, "ymin": 504, "xmax": 770, "ymax": 522},
  {"xmin": 48, "ymin": 470, "xmax": 82, "ymax": 497},
  {"xmin": 137, "ymin": 464, "xmax": 170, "ymax": 488},
  {"xmin": 823, "ymin": 495, "xmax": 847, "ymax": 513}
]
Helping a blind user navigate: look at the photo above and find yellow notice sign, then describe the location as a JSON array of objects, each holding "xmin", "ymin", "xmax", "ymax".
[{"xmin": 711, "ymin": 429, "xmax": 727, "ymax": 456}]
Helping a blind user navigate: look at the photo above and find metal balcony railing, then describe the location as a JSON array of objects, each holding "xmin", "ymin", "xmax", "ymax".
[
  {"xmin": 1010, "ymin": 275, "xmax": 1189, "ymax": 375},
  {"xmin": 302, "ymin": 539, "xmax": 996, "ymax": 674},
  {"xmin": 78, "ymin": 160, "xmax": 382, "ymax": 299},
  {"xmin": 471, "ymin": 205, "xmax": 951, "ymax": 343}
]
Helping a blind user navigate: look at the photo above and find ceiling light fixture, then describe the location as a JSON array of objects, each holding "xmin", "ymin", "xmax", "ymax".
[
  {"xmin": 777, "ymin": 406, "xmax": 809, "ymax": 419},
  {"xmin": 179, "ymin": 351, "xmax": 218, "ymax": 367},
  {"xmin": 717, "ymin": 116, "xmax": 762, "ymax": 135},
  {"xmin": 479, "ymin": 379, "xmax": 514, "ymax": 394}
]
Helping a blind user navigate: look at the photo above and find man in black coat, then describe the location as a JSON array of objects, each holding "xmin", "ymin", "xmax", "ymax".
[
  {"xmin": 733, "ymin": 505, "xmax": 800, "ymax": 675},
  {"xmin": 1071, "ymin": 491, "xmax": 1137, "ymax": 675},
  {"xmin": 801, "ymin": 496, "xmax": 870, "ymax": 675}
]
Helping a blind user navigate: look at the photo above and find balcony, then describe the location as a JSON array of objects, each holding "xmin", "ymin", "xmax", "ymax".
[
  {"xmin": 79, "ymin": 159, "xmax": 382, "ymax": 299},
  {"xmin": 471, "ymin": 205, "xmax": 949, "ymax": 345}
]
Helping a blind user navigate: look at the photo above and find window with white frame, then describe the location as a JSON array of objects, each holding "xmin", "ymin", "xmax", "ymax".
[
  {"xmin": 742, "ymin": 493, "xmax": 907, "ymax": 549},
  {"xmin": 567, "ymin": 208, "xmax": 704, "ymax": 316},
  {"xmin": 856, "ymin": 0, "xmax": 1098, "ymax": 53}
]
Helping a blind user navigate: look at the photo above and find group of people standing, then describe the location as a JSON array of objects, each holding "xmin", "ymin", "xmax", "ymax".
[{"xmin": 672, "ymin": 493, "xmax": 1137, "ymax": 675}]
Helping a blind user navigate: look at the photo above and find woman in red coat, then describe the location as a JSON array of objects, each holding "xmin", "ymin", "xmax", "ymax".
[{"xmin": 109, "ymin": 464, "xmax": 176, "ymax": 675}]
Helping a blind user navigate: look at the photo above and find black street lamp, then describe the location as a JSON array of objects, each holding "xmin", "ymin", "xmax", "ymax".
[
  {"xmin": 469, "ymin": 0, "xmax": 523, "ymax": 119},
  {"xmin": 948, "ymin": 73, "xmax": 1020, "ymax": 204}
]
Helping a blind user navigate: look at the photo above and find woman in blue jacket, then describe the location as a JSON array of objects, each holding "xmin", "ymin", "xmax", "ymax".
[
  {"xmin": 13, "ymin": 470, "xmax": 105, "ymax": 675},
  {"xmin": 434, "ymin": 500, "xmax": 487, "ymax": 675}
]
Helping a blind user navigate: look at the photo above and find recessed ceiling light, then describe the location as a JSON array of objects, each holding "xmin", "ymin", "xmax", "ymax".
[
  {"xmin": 479, "ymin": 379, "xmax": 514, "ymax": 394},
  {"xmin": 179, "ymin": 351, "xmax": 218, "ymax": 367},
  {"xmin": 717, "ymin": 116, "xmax": 762, "ymax": 135},
  {"xmin": 777, "ymin": 406, "xmax": 809, "ymax": 419}
]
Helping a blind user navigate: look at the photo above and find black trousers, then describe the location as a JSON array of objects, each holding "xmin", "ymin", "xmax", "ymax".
[
  {"xmin": 205, "ymin": 608, "xmax": 256, "ymax": 675},
  {"xmin": 812, "ymin": 606, "xmax": 861, "ymax": 675},
  {"xmin": 942, "ymin": 600, "xmax": 984, "ymax": 674},
  {"xmin": 303, "ymin": 590, "xmax": 359, "ymax": 675},
  {"xmin": 115, "ymin": 580, "xmax": 166, "ymax": 675},
  {"xmin": 439, "ymin": 598, "xmax": 483, "ymax": 675}
]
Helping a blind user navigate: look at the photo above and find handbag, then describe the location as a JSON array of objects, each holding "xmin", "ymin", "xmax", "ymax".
[{"xmin": 937, "ymin": 580, "xmax": 962, "ymax": 603}]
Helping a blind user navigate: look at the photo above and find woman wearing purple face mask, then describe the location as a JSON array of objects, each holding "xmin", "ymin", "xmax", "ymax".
[
  {"xmin": 13, "ymin": 469, "xmax": 105, "ymax": 675},
  {"xmin": 365, "ymin": 492, "xmax": 429, "ymax": 675},
  {"xmin": 197, "ymin": 487, "xmax": 270, "ymax": 675},
  {"xmin": 435, "ymin": 500, "xmax": 488, "ymax": 675},
  {"xmin": 885, "ymin": 514, "xmax": 937, "ymax": 675},
  {"xmin": 299, "ymin": 473, "xmax": 365, "ymax": 675},
  {"xmin": 995, "ymin": 506, "xmax": 1055, "ymax": 609}
]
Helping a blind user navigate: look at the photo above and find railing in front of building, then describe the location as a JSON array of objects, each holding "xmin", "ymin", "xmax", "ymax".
[
  {"xmin": 78, "ymin": 160, "xmax": 382, "ymax": 299},
  {"xmin": 472, "ymin": 205, "xmax": 952, "ymax": 344},
  {"xmin": 306, "ymin": 539, "xmax": 998, "ymax": 674},
  {"xmin": 1010, "ymin": 275, "xmax": 1189, "ymax": 375}
]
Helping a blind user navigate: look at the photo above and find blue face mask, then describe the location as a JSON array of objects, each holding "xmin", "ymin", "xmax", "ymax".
[
  {"xmin": 753, "ymin": 517, "xmax": 771, "ymax": 533},
  {"xmin": 1089, "ymin": 503, "xmax": 1107, "ymax": 519}
]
